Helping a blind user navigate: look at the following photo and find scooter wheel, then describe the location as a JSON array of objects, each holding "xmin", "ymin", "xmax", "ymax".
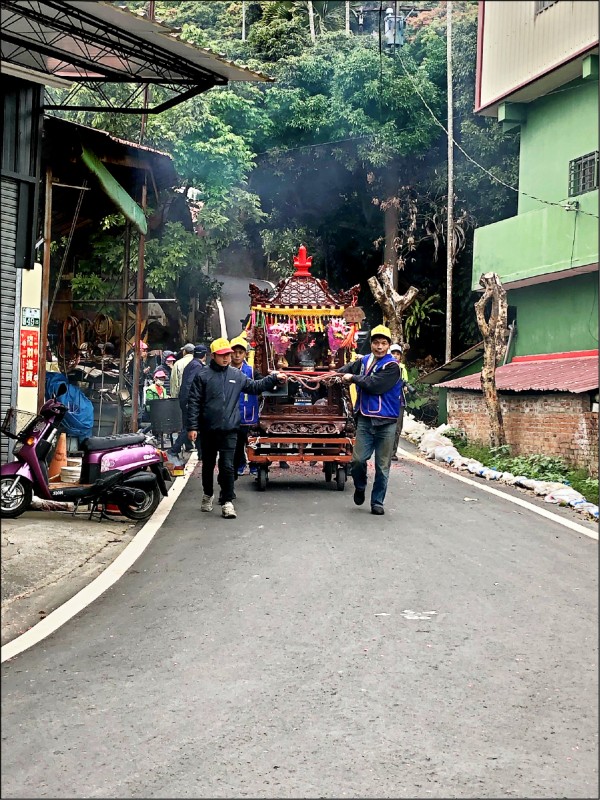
[
  {"xmin": 1, "ymin": 476, "xmax": 33, "ymax": 519},
  {"xmin": 116, "ymin": 484, "xmax": 161, "ymax": 520}
]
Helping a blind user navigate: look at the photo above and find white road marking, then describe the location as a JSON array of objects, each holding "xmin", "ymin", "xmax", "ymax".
[
  {"xmin": 1, "ymin": 454, "xmax": 198, "ymax": 663},
  {"xmin": 398, "ymin": 446, "xmax": 598, "ymax": 541}
]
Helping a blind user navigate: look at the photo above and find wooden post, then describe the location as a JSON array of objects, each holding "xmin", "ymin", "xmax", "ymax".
[
  {"xmin": 38, "ymin": 168, "xmax": 52, "ymax": 409},
  {"xmin": 131, "ymin": 180, "xmax": 147, "ymax": 432}
]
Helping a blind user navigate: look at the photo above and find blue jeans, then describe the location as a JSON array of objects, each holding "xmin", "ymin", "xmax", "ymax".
[{"xmin": 351, "ymin": 415, "xmax": 397, "ymax": 508}]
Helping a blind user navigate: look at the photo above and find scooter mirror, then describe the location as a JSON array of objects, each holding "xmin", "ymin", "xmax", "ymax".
[{"xmin": 119, "ymin": 388, "xmax": 131, "ymax": 403}]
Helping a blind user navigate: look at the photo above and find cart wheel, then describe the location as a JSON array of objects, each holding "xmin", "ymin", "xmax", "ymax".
[
  {"xmin": 335, "ymin": 466, "xmax": 346, "ymax": 491},
  {"xmin": 324, "ymin": 462, "xmax": 333, "ymax": 482},
  {"xmin": 257, "ymin": 466, "xmax": 268, "ymax": 491}
]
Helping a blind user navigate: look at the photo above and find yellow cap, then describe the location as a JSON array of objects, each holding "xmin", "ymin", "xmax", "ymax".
[
  {"xmin": 210, "ymin": 337, "xmax": 233, "ymax": 354},
  {"xmin": 230, "ymin": 336, "xmax": 249, "ymax": 351},
  {"xmin": 370, "ymin": 324, "xmax": 392, "ymax": 342}
]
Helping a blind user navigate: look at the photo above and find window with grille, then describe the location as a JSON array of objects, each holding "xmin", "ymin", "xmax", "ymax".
[
  {"xmin": 535, "ymin": 0, "xmax": 558, "ymax": 13},
  {"xmin": 569, "ymin": 152, "xmax": 599, "ymax": 197}
]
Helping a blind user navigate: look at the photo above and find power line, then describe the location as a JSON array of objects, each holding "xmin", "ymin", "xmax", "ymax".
[
  {"xmin": 255, "ymin": 135, "xmax": 373, "ymax": 157},
  {"xmin": 397, "ymin": 51, "xmax": 599, "ymax": 220}
]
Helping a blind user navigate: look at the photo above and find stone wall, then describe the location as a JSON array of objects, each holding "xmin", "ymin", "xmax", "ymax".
[{"xmin": 447, "ymin": 391, "xmax": 598, "ymax": 476}]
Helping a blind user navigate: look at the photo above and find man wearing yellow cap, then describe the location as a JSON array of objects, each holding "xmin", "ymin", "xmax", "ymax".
[
  {"xmin": 186, "ymin": 338, "xmax": 287, "ymax": 519},
  {"xmin": 230, "ymin": 336, "xmax": 259, "ymax": 478},
  {"xmin": 337, "ymin": 325, "xmax": 403, "ymax": 515}
]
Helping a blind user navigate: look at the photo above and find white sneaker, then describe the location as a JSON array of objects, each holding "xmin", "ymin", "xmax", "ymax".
[
  {"xmin": 200, "ymin": 494, "xmax": 213, "ymax": 512},
  {"xmin": 221, "ymin": 501, "xmax": 236, "ymax": 519}
]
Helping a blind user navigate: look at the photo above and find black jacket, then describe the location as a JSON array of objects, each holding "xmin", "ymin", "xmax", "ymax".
[
  {"xmin": 186, "ymin": 360, "xmax": 279, "ymax": 433},
  {"xmin": 179, "ymin": 357, "xmax": 206, "ymax": 408}
]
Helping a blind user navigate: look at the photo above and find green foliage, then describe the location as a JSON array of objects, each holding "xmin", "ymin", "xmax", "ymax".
[
  {"xmin": 144, "ymin": 222, "xmax": 222, "ymax": 312},
  {"xmin": 260, "ymin": 226, "xmax": 323, "ymax": 279},
  {"xmin": 404, "ymin": 294, "xmax": 444, "ymax": 343}
]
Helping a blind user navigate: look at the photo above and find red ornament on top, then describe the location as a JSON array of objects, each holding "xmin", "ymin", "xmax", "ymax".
[{"xmin": 293, "ymin": 245, "xmax": 313, "ymax": 277}]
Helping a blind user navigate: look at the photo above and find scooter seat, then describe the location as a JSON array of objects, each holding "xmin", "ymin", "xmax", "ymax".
[{"xmin": 80, "ymin": 433, "xmax": 147, "ymax": 452}]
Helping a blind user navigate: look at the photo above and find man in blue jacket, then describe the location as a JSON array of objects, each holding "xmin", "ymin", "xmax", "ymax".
[
  {"xmin": 230, "ymin": 336, "xmax": 260, "ymax": 478},
  {"xmin": 337, "ymin": 325, "xmax": 402, "ymax": 516},
  {"xmin": 186, "ymin": 338, "xmax": 287, "ymax": 519}
]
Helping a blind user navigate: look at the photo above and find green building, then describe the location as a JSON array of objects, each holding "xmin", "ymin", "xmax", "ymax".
[{"xmin": 432, "ymin": 0, "xmax": 598, "ymax": 472}]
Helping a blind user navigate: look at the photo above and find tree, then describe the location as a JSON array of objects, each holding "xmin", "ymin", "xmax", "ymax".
[
  {"xmin": 367, "ymin": 264, "xmax": 419, "ymax": 345},
  {"xmin": 474, "ymin": 272, "xmax": 508, "ymax": 447}
]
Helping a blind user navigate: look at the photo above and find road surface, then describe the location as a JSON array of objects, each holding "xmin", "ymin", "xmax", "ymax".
[
  {"xmin": 212, "ymin": 274, "xmax": 274, "ymax": 341},
  {"xmin": 1, "ymin": 452, "xmax": 597, "ymax": 798}
]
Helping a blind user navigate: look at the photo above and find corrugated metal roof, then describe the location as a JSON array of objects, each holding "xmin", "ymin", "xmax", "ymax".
[
  {"xmin": 421, "ymin": 341, "xmax": 484, "ymax": 385},
  {"xmin": 436, "ymin": 353, "xmax": 599, "ymax": 393}
]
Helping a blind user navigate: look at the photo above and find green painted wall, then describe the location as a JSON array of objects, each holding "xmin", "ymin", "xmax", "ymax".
[
  {"xmin": 509, "ymin": 272, "xmax": 599, "ymax": 356},
  {"xmin": 472, "ymin": 194, "xmax": 598, "ymax": 288},
  {"xmin": 519, "ymin": 80, "xmax": 598, "ymax": 212}
]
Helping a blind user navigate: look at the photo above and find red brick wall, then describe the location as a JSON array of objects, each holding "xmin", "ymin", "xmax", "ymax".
[{"xmin": 447, "ymin": 391, "xmax": 598, "ymax": 476}]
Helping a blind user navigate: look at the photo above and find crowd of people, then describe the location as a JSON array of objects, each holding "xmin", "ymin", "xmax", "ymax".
[{"xmin": 141, "ymin": 324, "xmax": 406, "ymax": 520}]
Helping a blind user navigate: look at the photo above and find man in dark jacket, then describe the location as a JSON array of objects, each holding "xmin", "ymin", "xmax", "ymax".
[{"xmin": 186, "ymin": 337, "xmax": 287, "ymax": 519}]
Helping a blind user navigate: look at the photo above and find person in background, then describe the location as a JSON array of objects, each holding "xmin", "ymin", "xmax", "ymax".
[
  {"xmin": 230, "ymin": 336, "xmax": 259, "ymax": 477},
  {"xmin": 145, "ymin": 367, "xmax": 169, "ymax": 413},
  {"xmin": 167, "ymin": 343, "xmax": 195, "ymax": 459},
  {"xmin": 126, "ymin": 340, "xmax": 151, "ymax": 418},
  {"xmin": 337, "ymin": 325, "xmax": 402, "ymax": 516},
  {"xmin": 161, "ymin": 350, "xmax": 176, "ymax": 395},
  {"xmin": 168, "ymin": 344, "xmax": 208, "ymax": 463},
  {"xmin": 389, "ymin": 343, "xmax": 409, "ymax": 462},
  {"xmin": 169, "ymin": 343, "xmax": 195, "ymax": 400},
  {"xmin": 186, "ymin": 338, "xmax": 287, "ymax": 520}
]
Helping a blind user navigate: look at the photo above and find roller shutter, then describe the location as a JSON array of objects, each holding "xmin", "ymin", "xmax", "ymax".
[{"xmin": 1, "ymin": 177, "xmax": 20, "ymax": 463}]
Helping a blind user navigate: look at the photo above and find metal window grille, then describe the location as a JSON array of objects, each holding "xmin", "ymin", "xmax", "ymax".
[
  {"xmin": 535, "ymin": 0, "xmax": 558, "ymax": 13},
  {"xmin": 569, "ymin": 152, "xmax": 599, "ymax": 197}
]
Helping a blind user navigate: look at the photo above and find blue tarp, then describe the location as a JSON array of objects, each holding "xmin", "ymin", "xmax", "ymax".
[{"xmin": 45, "ymin": 373, "xmax": 94, "ymax": 441}]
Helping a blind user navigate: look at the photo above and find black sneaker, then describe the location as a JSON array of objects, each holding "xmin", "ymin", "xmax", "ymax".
[
  {"xmin": 353, "ymin": 488, "xmax": 365, "ymax": 506},
  {"xmin": 371, "ymin": 505, "xmax": 385, "ymax": 515}
]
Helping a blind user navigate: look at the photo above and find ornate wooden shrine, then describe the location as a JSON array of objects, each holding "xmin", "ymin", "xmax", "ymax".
[{"xmin": 245, "ymin": 246, "xmax": 364, "ymax": 490}]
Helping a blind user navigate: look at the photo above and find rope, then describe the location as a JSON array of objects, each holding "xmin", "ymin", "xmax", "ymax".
[{"xmin": 285, "ymin": 371, "xmax": 343, "ymax": 390}]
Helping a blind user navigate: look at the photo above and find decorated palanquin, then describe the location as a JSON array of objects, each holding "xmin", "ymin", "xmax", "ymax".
[{"xmin": 244, "ymin": 246, "xmax": 365, "ymax": 490}]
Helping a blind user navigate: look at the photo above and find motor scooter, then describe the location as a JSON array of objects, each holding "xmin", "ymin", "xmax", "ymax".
[{"xmin": 0, "ymin": 384, "xmax": 171, "ymax": 520}]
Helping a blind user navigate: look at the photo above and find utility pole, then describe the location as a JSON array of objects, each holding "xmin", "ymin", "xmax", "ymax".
[
  {"xmin": 242, "ymin": 1, "xmax": 246, "ymax": 41},
  {"xmin": 308, "ymin": 1, "xmax": 316, "ymax": 43},
  {"xmin": 345, "ymin": 1, "xmax": 350, "ymax": 34},
  {"xmin": 131, "ymin": 0, "xmax": 154, "ymax": 430},
  {"xmin": 445, "ymin": 0, "xmax": 454, "ymax": 363}
]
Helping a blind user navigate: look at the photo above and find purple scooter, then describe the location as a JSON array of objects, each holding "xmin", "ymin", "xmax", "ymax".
[{"xmin": 1, "ymin": 384, "xmax": 171, "ymax": 520}]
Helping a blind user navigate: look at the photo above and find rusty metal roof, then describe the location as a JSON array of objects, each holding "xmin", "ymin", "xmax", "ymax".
[{"xmin": 435, "ymin": 352, "xmax": 599, "ymax": 393}]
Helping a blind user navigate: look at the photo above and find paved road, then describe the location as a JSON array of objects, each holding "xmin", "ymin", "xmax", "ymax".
[
  {"xmin": 212, "ymin": 274, "xmax": 274, "ymax": 341},
  {"xmin": 1, "ymin": 455, "xmax": 597, "ymax": 798}
]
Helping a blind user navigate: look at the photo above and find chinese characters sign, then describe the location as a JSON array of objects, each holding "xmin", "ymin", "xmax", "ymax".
[{"xmin": 19, "ymin": 330, "xmax": 39, "ymax": 387}]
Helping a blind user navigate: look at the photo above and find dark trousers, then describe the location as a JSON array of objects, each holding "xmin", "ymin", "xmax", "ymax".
[
  {"xmin": 233, "ymin": 427, "xmax": 249, "ymax": 474},
  {"xmin": 392, "ymin": 406, "xmax": 405, "ymax": 455},
  {"xmin": 199, "ymin": 429, "xmax": 237, "ymax": 503},
  {"xmin": 172, "ymin": 399, "xmax": 197, "ymax": 455}
]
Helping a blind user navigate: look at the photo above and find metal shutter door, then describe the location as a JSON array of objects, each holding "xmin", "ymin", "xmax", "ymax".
[{"xmin": 1, "ymin": 177, "xmax": 20, "ymax": 463}]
